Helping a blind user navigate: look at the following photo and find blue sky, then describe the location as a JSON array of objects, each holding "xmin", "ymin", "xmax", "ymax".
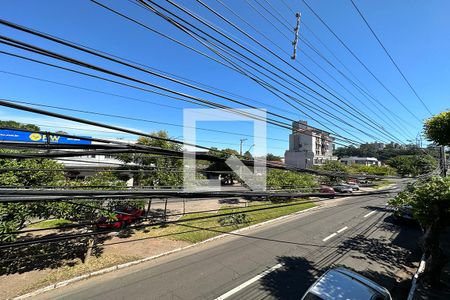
[{"xmin": 1, "ymin": 0, "xmax": 449, "ymax": 155}]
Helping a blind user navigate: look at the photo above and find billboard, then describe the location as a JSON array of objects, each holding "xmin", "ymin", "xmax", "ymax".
[{"xmin": 0, "ymin": 129, "xmax": 92, "ymax": 145}]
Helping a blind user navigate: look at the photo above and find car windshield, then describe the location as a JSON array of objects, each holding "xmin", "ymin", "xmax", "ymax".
[{"xmin": 302, "ymin": 292, "xmax": 324, "ymax": 300}]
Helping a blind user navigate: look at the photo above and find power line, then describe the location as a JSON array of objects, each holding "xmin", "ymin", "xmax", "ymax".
[
  {"xmin": 301, "ymin": 0, "xmax": 423, "ymax": 122},
  {"xmin": 134, "ymin": 1, "xmax": 393, "ymax": 144},
  {"xmin": 348, "ymin": 0, "xmax": 433, "ymax": 115},
  {"xmin": 146, "ymin": 0, "xmax": 406, "ymax": 144},
  {"xmin": 212, "ymin": 0, "xmax": 408, "ymax": 143},
  {"xmin": 0, "ymin": 35, "xmax": 359, "ymax": 146},
  {"xmin": 89, "ymin": 1, "xmax": 370, "ymax": 145}
]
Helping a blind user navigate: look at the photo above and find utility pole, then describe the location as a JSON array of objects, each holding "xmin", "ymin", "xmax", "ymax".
[
  {"xmin": 239, "ymin": 138, "xmax": 247, "ymax": 156},
  {"xmin": 291, "ymin": 12, "xmax": 301, "ymax": 60},
  {"xmin": 440, "ymin": 146, "xmax": 447, "ymax": 176}
]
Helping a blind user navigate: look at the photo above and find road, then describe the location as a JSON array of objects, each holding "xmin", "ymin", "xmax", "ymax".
[{"xmin": 36, "ymin": 179, "xmax": 421, "ymax": 300}]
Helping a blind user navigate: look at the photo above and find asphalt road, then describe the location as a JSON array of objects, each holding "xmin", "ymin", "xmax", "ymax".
[{"xmin": 36, "ymin": 180, "xmax": 421, "ymax": 300}]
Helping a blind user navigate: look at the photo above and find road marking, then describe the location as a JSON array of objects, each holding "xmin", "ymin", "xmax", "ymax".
[
  {"xmin": 337, "ymin": 226, "xmax": 348, "ymax": 233},
  {"xmin": 322, "ymin": 233, "xmax": 337, "ymax": 242},
  {"xmin": 214, "ymin": 263, "xmax": 283, "ymax": 300},
  {"xmin": 364, "ymin": 211, "xmax": 376, "ymax": 218}
]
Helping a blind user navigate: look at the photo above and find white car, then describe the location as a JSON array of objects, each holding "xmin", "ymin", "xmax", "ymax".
[
  {"xmin": 301, "ymin": 267, "xmax": 392, "ymax": 300},
  {"xmin": 345, "ymin": 183, "xmax": 360, "ymax": 191}
]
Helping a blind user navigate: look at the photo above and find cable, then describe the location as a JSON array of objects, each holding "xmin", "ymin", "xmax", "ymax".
[
  {"xmin": 0, "ymin": 71, "xmax": 287, "ymax": 145},
  {"xmin": 131, "ymin": 3, "xmax": 378, "ymax": 145},
  {"xmin": 90, "ymin": 1, "xmax": 372, "ymax": 145},
  {"xmin": 349, "ymin": 0, "xmax": 432, "ymax": 115},
  {"xmin": 0, "ymin": 50, "xmax": 354, "ymax": 146},
  {"xmin": 0, "ymin": 35, "xmax": 353, "ymax": 145},
  {"xmin": 232, "ymin": 0, "xmax": 405, "ymax": 143},
  {"xmin": 140, "ymin": 0, "xmax": 404, "ymax": 144},
  {"xmin": 212, "ymin": 0, "xmax": 408, "ymax": 143},
  {"xmin": 301, "ymin": 0, "xmax": 423, "ymax": 122}
]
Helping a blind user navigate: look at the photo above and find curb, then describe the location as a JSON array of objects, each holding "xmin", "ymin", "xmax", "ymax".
[
  {"xmin": 14, "ymin": 204, "xmax": 321, "ymax": 299},
  {"xmin": 407, "ymin": 254, "xmax": 426, "ymax": 300}
]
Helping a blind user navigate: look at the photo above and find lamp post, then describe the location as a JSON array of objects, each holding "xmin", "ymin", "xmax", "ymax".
[{"xmin": 239, "ymin": 138, "xmax": 247, "ymax": 156}]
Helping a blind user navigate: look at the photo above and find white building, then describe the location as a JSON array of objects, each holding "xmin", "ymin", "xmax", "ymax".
[
  {"xmin": 284, "ymin": 121, "xmax": 337, "ymax": 169},
  {"xmin": 55, "ymin": 138, "xmax": 138, "ymax": 186},
  {"xmin": 339, "ymin": 156, "xmax": 381, "ymax": 166}
]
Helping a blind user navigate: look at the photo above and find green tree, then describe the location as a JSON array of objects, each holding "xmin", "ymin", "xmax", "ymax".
[
  {"xmin": 387, "ymin": 155, "xmax": 437, "ymax": 177},
  {"xmin": 118, "ymin": 131, "xmax": 184, "ymax": 187},
  {"xmin": 389, "ymin": 176, "xmax": 450, "ymax": 286},
  {"xmin": 424, "ymin": 110, "xmax": 450, "ymax": 146},
  {"xmin": 266, "ymin": 169, "xmax": 318, "ymax": 191},
  {"xmin": 205, "ymin": 148, "xmax": 240, "ymax": 185},
  {"xmin": 266, "ymin": 153, "xmax": 282, "ymax": 162},
  {"xmin": 0, "ymin": 156, "xmax": 65, "ymax": 242},
  {"xmin": 0, "ymin": 120, "xmax": 40, "ymax": 132},
  {"xmin": 315, "ymin": 160, "xmax": 349, "ymax": 185}
]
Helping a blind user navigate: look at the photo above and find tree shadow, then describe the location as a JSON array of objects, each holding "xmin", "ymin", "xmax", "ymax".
[
  {"xmin": 260, "ymin": 256, "xmax": 320, "ymax": 299},
  {"xmin": 0, "ymin": 233, "xmax": 109, "ymax": 275}
]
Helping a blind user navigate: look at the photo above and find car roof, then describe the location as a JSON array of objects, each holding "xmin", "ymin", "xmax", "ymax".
[{"xmin": 308, "ymin": 267, "xmax": 389, "ymax": 299}]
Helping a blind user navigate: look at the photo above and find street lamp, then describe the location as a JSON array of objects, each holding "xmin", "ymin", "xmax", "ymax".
[{"xmin": 239, "ymin": 138, "xmax": 248, "ymax": 156}]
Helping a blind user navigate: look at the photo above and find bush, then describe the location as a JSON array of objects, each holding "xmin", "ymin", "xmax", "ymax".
[{"xmin": 218, "ymin": 213, "xmax": 251, "ymax": 227}]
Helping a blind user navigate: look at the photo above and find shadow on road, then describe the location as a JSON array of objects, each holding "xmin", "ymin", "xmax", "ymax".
[
  {"xmin": 260, "ymin": 256, "xmax": 319, "ymax": 300},
  {"xmin": 259, "ymin": 215, "xmax": 422, "ymax": 299}
]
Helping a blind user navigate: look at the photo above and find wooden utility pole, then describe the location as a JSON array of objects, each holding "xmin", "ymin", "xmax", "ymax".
[
  {"xmin": 291, "ymin": 12, "xmax": 301, "ymax": 60},
  {"xmin": 440, "ymin": 146, "xmax": 447, "ymax": 176}
]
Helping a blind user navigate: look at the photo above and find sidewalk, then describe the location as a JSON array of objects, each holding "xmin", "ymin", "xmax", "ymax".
[{"xmin": 413, "ymin": 227, "xmax": 450, "ymax": 299}]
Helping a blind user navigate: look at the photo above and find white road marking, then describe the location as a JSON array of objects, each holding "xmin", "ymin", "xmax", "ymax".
[
  {"xmin": 214, "ymin": 263, "xmax": 283, "ymax": 300},
  {"xmin": 322, "ymin": 232, "xmax": 337, "ymax": 242},
  {"xmin": 364, "ymin": 211, "xmax": 376, "ymax": 218},
  {"xmin": 337, "ymin": 226, "xmax": 348, "ymax": 233}
]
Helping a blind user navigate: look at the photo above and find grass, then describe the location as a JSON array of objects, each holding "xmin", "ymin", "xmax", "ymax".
[
  {"xmin": 28, "ymin": 219, "xmax": 72, "ymax": 229},
  {"xmin": 143, "ymin": 200, "xmax": 316, "ymax": 243},
  {"xmin": 11, "ymin": 200, "xmax": 315, "ymax": 298},
  {"xmin": 373, "ymin": 179, "xmax": 395, "ymax": 190}
]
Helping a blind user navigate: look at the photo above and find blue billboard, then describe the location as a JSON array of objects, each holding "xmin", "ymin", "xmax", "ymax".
[{"xmin": 0, "ymin": 129, "xmax": 92, "ymax": 145}]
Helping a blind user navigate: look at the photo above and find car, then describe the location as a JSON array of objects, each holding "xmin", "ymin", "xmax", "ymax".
[
  {"xmin": 332, "ymin": 185, "xmax": 353, "ymax": 193},
  {"xmin": 218, "ymin": 198, "xmax": 240, "ymax": 204},
  {"xmin": 301, "ymin": 267, "xmax": 392, "ymax": 300},
  {"xmin": 319, "ymin": 185, "xmax": 336, "ymax": 198},
  {"xmin": 392, "ymin": 205, "xmax": 416, "ymax": 223},
  {"xmin": 97, "ymin": 205, "xmax": 144, "ymax": 229},
  {"xmin": 345, "ymin": 183, "xmax": 360, "ymax": 191}
]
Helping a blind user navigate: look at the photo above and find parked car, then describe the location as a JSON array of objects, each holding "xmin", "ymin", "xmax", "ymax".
[
  {"xmin": 345, "ymin": 183, "xmax": 360, "ymax": 191},
  {"xmin": 319, "ymin": 185, "xmax": 336, "ymax": 198},
  {"xmin": 218, "ymin": 198, "xmax": 240, "ymax": 204},
  {"xmin": 301, "ymin": 267, "xmax": 392, "ymax": 300},
  {"xmin": 392, "ymin": 205, "xmax": 415, "ymax": 223},
  {"xmin": 97, "ymin": 205, "xmax": 144, "ymax": 229},
  {"xmin": 332, "ymin": 185, "xmax": 353, "ymax": 193}
]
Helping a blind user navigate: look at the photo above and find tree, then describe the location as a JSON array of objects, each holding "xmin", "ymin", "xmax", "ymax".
[
  {"xmin": 266, "ymin": 169, "xmax": 318, "ymax": 191},
  {"xmin": 387, "ymin": 155, "xmax": 437, "ymax": 177},
  {"xmin": 424, "ymin": 110, "xmax": 450, "ymax": 146},
  {"xmin": 0, "ymin": 156, "xmax": 66, "ymax": 242},
  {"xmin": 0, "ymin": 120, "xmax": 40, "ymax": 132},
  {"xmin": 118, "ymin": 131, "xmax": 184, "ymax": 188},
  {"xmin": 266, "ymin": 153, "xmax": 282, "ymax": 162},
  {"xmin": 389, "ymin": 176, "xmax": 450, "ymax": 286},
  {"xmin": 205, "ymin": 148, "xmax": 239, "ymax": 185},
  {"xmin": 315, "ymin": 160, "xmax": 349, "ymax": 185}
]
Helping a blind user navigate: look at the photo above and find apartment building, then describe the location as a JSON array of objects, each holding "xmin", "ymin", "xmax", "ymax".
[{"xmin": 284, "ymin": 121, "xmax": 337, "ymax": 169}]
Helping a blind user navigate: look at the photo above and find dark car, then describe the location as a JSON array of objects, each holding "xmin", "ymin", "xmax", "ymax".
[
  {"xmin": 320, "ymin": 185, "xmax": 336, "ymax": 198},
  {"xmin": 97, "ymin": 206, "xmax": 144, "ymax": 229},
  {"xmin": 393, "ymin": 205, "xmax": 414, "ymax": 222}
]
